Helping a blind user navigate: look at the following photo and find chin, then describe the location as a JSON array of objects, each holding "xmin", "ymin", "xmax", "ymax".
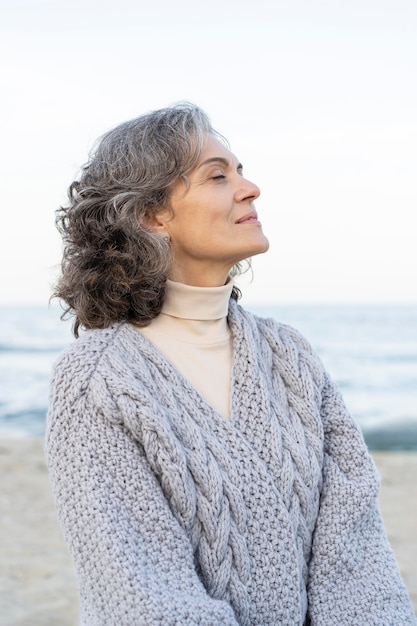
[
  {"xmin": 225, "ymin": 233, "xmax": 270, "ymax": 267},
  {"xmin": 250, "ymin": 235, "xmax": 270, "ymax": 257},
  {"xmin": 232, "ymin": 241, "xmax": 269, "ymax": 267}
]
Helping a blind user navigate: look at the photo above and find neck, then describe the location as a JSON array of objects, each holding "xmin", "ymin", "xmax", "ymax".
[{"xmin": 169, "ymin": 265, "xmax": 232, "ymax": 288}]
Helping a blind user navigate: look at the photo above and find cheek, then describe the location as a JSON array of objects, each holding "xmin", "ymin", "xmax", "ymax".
[
  {"xmin": 180, "ymin": 208, "xmax": 226, "ymax": 233},
  {"xmin": 170, "ymin": 193, "xmax": 231, "ymax": 239}
]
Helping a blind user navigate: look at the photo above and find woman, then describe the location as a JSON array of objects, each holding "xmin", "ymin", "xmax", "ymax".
[{"xmin": 46, "ymin": 103, "xmax": 416, "ymax": 625}]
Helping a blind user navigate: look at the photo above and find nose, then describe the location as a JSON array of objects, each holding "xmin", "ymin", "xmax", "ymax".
[{"xmin": 235, "ymin": 177, "xmax": 261, "ymax": 203}]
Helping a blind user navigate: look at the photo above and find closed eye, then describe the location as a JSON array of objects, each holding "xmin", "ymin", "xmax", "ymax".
[{"xmin": 212, "ymin": 174, "xmax": 226, "ymax": 180}]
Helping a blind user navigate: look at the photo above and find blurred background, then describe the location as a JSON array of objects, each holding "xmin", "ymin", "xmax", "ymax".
[
  {"xmin": 1, "ymin": 3, "xmax": 416, "ymax": 622},
  {"xmin": 1, "ymin": 0, "xmax": 416, "ymax": 445}
]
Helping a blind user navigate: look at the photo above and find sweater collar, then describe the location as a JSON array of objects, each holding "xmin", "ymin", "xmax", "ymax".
[{"xmin": 161, "ymin": 278, "xmax": 234, "ymax": 321}]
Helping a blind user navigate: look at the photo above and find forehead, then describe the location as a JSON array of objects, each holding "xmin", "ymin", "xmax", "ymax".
[{"xmin": 196, "ymin": 134, "xmax": 238, "ymax": 166}]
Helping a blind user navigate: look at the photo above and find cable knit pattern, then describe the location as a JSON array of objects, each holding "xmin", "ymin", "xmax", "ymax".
[{"xmin": 46, "ymin": 301, "xmax": 416, "ymax": 625}]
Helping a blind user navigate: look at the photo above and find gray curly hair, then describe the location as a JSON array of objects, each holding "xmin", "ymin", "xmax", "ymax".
[{"xmin": 53, "ymin": 102, "xmax": 242, "ymax": 336}]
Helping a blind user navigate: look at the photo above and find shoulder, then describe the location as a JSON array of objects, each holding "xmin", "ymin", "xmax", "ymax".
[
  {"xmin": 48, "ymin": 322, "xmax": 166, "ymax": 421},
  {"xmin": 49, "ymin": 324, "xmax": 125, "ymax": 399},
  {"xmin": 230, "ymin": 301, "xmax": 326, "ymax": 387},
  {"xmin": 231, "ymin": 300, "xmax": 317, "ymax": 354},
  {"xmin": 47, "ymin": 323, "xmax": 137, "ymax": 445}
]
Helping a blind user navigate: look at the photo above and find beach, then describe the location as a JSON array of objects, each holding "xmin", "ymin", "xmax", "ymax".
[{"xmin": 1, "ymin": 438, "xmax": 416, "ymax": 625}]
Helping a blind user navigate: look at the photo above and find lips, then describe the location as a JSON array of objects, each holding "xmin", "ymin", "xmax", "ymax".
[{"xmin": 236, "ymin": 211, "xmax": 260, "ymax": 224}]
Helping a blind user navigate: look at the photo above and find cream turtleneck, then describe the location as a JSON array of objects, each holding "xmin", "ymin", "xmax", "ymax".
[{"xmin": 137, "ymin": 279, "xmax": 233, "ymax": 418}]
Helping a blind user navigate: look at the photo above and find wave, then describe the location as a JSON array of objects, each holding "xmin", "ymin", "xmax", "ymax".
[
  {"xmin": 0, "ymin": 345, "xmax": 65, "ymax": 354},
  {"xmin": 363, "ymin": 420, "xmax": 417, "ymax": 451}
]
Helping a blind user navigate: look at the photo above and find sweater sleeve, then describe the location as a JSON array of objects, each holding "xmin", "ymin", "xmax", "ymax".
[
  {"xmin": 306, "ymin": 373, "xmax": 416, "ymax": 626},
  {"xmin": 46, "ymin": 376, "xmax": 238, "ymax": 626}
]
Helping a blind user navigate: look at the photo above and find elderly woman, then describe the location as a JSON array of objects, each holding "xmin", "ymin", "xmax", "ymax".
[{"xmin": 46, "ymin": 103, "xmax": 416, "ymax": 625}]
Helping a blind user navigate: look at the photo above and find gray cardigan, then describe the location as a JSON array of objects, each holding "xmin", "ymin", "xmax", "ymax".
[{"xmin": 46, "ymin": 301, "xmax": 416, "ymax": 625}]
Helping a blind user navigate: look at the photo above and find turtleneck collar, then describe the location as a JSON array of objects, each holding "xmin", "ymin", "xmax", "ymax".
[
  {"xmin": 137, "ymin": 277, "xmax": 234, "ymax": 418},
  {"xmin": 161, "ymin": 278, "xmax": 234, "ymax": 321}
]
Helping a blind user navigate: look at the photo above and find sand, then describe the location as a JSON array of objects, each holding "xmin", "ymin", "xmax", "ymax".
[{"xmin": 0, "ymin": 439, "xmax": 416, "ymax": 625}]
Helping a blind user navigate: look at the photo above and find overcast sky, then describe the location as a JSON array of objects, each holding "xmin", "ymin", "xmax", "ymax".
[{"xmin": 1, "ymin": 0, "xmax": 416, "ymax": 305}]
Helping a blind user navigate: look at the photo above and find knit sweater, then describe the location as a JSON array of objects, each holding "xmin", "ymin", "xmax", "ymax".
[{"xmin": 46, "ymin": 300, "xmax": 417, "ymax": 626}]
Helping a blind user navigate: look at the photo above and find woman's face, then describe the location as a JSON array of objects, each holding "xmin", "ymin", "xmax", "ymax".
[{"xmin": 158, "ymin": 133, "xmax": 269, "ymax": 286}]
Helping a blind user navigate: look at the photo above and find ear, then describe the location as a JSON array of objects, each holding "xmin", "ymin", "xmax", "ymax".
[{"xmin": 142, "ymin": 207, "xmax": 172, "ymax": 238}]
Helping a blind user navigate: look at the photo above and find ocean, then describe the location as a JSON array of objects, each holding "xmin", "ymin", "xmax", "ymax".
[{"xmin": 1, "ymin": 304, "xmax": 416, "ymax": 449}]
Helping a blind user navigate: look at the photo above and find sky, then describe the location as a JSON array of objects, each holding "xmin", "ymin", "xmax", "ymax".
[{"xmin": 1, "ymin": 0, "xmax": 416, "ymax": 305}]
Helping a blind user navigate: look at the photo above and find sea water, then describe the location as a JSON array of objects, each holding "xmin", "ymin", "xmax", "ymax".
[{"xmin": 0, "ymin": 304, "xmax": 416, "ymax": 448}]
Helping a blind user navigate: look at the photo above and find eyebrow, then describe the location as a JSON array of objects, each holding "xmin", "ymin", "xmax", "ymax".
[{"xmin": 197, "ymin": 157, "xmax": 243, "ymax": 170}]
